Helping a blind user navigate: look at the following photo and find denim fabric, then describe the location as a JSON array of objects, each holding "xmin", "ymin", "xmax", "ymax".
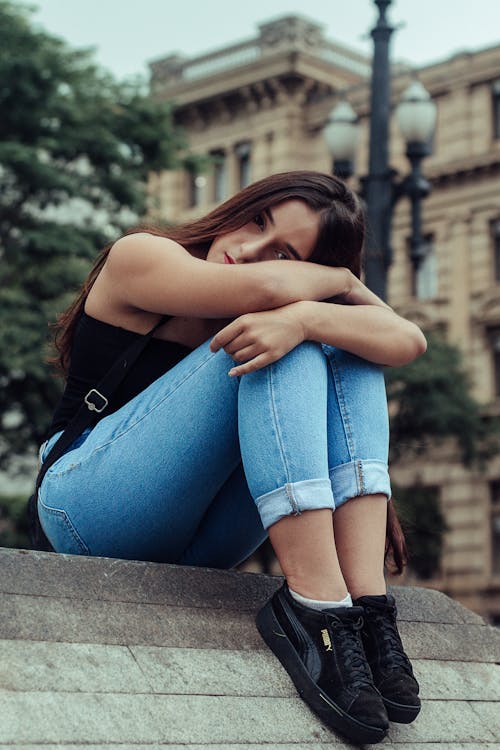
[{"xmin": 38, "ymin": 338, "xmax": 391, "ymax": 567}]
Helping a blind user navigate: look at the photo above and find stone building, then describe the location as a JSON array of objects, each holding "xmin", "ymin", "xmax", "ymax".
[{"xmin": 148, "ymin": 15, "xmax": 500, "ymax": 623}]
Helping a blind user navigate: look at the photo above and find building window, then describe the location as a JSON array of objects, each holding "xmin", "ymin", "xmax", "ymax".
[
  {"xmin": 490, "ymin": 481, "xmax": 500, "ymax": 576},
  {"xmin": 235, "ymin": 142, "xmax": 252, "ymax": 189},
  {"xmin": 492, "ymin": 80, "xmax": 500, "ymax": 140},
  {"xmin": 210, "ymin": 150, "xmax": 227, "ymax": 203},
  {"xmin": 412, "ymin": 234, "xmax": 438, "ymax": 300},
  {"xmin": 491, "ymin": 219, "xmax": 500, "ymax": 282},
  {"xmin": 489, "ymin": 327, "xmax": 500, "ymax": 398}
]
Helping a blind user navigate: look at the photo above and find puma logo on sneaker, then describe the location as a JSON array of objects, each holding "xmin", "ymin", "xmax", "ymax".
[{"xmin": 321, "ymin": 628, "xmax": 333, "ymax": 651}]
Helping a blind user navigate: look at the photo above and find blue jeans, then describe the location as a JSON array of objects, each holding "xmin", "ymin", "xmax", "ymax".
[{"xmin": 38, "ymin": 339, "xmax": 391, "ymax": 567}]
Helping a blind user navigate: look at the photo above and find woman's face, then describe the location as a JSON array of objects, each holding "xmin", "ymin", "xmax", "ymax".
[{"xmin": 206, "ymin": 199, "xmax": 320, "ymax": 265}]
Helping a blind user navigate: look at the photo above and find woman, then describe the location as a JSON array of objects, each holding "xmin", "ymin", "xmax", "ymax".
[{"xmin": 38, "ymin": 171, "xmax": 426, "ymax": 744}]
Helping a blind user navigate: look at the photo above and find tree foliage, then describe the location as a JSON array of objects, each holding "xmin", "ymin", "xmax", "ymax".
[
  {"xmin": 0, "ymin": 493, "xmax": 29, "ymax": 549},
  {"xmin": 386, "ymin": 334, "xmax": 499, "ymax": 578},
  {"xmin": 0, "ymin": 1, "xmax": 186, "ymax": 467},
  {"xmin": 392, "ymin": 484, "xmax": 448, "ymax": 580},
  {"xmin": 385, "ymin": 334, "xmax": 499, "ymax": 466}
]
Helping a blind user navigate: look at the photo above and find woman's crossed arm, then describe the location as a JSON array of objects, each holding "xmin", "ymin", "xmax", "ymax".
[{"xmin": 210, "ymin": 300, "xmax": 427, "ymax": 375}]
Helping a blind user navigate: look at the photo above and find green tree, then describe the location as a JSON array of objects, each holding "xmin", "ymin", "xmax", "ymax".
[
  {"xmin": 0, "ymin": 1, "xmax": 186, "ymax": 468},
  {"xmin": 385, "ymin": 334, "xmax": 498, "ymax": 465},
  {"xmin": 0, "ymin": 493, "xmax": 30, "ymax": 549},
  {"xmin": 386, "ymin": 334, "xmax": 499, "ymax": 578},
  {"xmin": 392, "ymin": 484, "xmax": 448, "ymax": 580}
]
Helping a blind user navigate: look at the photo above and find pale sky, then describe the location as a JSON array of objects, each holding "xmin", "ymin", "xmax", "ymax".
[{"xmin": 20, "ymin": 0, "xmax": 500, "ymax": 82}]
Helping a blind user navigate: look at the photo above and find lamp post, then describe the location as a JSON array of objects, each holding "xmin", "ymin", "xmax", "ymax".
[
  {"xmin": 322, "ymin": 0, "xmax": 436, "ymax": 301},
  {"xmin": 396, "ymin": 80, "xmax": 437, "ymax": 272}
]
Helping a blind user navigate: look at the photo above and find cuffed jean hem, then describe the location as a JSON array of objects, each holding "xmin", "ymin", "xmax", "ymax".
[
  {"xmin": 329, "ymin": 459, "xmax": 392, "ymax": 510},
  {"xmin": 255, "ymin": 478, "xmax": 334, "ymax": 530}
]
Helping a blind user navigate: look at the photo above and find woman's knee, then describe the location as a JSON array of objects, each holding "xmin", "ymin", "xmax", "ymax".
[
  {"xmin": 323, "ymin": 345, "xmax": 385, "ymax": 383},
  {"xmin": 238, "ymin": 341, "xmax": 328, "ymax": 409},
  {"xmin": 324, "ymin": 346, "xmax": 388, "ymax": 418},
  {"xmin": 245, "ymin": 340, "xmax": 326, "ymax": 380}
]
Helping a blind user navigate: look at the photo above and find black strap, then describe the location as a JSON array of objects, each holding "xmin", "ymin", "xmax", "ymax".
[{"xmin": 35, "ymin": 314, "xmax": 170, "ymax": 493}]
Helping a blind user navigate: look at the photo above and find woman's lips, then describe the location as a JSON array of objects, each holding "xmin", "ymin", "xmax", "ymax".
[{"xmin": 224, "ymin": 252, "xmax": 235, "ymax": 264}]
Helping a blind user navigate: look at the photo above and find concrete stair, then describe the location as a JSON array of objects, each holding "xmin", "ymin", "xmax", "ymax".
[{"xmin": 1, "ymin": 546, "xmax": 499, "ymax": 748}]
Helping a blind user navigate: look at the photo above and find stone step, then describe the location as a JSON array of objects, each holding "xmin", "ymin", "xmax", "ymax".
[
  {"xmin": 1, "ymin": 693, "xmax": 499, "ymax": 745},
  {"xmin": 2, "ymin": 592, "xmax": 498, "ymax": 662},
  {"xmin": 2, "ymin": 640, "xmax": 499, "ymax": 701}
]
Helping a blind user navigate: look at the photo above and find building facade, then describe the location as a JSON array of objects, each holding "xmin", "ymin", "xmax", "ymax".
[{"xmin": 149, "ymin": 15, "xmax": 500, "ymax": 622}]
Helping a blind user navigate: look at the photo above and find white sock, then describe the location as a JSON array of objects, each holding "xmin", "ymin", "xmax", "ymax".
[{"xmin": 289, "ymin": 587, "xmax": 353, "ymax": 610}]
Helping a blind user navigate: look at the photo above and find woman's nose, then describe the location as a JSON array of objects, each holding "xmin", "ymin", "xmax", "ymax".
[{"xmin": 239, "ymin": 240, "xmax": 266, "ymax": 262}]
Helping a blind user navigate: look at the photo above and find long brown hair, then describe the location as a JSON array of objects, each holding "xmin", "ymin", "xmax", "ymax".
[
  {"xmin": 50, "ymin": 169, "xmax": 407, "ymax": 573},
  {"xmin": 386, "ymin": 500, "xmax": 408, "ymax": 575}
]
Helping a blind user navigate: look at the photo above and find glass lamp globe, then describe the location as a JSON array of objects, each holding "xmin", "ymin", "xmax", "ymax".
[
  {"xmin": 323, "ymin": 101, "xmax": 359, "ymax": 161},
  {"xmin": 396, "ymin": 80, "xmax": 437, "ymax": 144}
]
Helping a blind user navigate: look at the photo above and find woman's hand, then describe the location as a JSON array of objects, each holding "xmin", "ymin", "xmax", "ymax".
[{"xmin": 209, "ymin": 303, "xmax": 306, "ymax": 376}]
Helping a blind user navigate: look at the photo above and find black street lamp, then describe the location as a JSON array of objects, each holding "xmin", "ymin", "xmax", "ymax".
[
  {"xmin": 322, "ymin": 0, "xmax": 437, "ymax": 301},
  {"xmin": 395, "ymin": 80, "xmax": 437, "ymax": 274}
]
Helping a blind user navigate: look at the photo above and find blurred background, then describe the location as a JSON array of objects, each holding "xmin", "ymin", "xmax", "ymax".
[{"xmin": 1, "ymin": 0, "xmax": 499, "ymax": 623}]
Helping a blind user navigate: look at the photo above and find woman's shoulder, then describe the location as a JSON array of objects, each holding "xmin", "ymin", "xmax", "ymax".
[
  {"xmin": 108, "ymin": 232, "xmax": 190, "ymax": 271},
  {"xmin": 98, "ymin": 231, "xmax": 199, "ymax": 315},
  {"xmin": 86, "ymin": 233, "xmax": 211, "ymax": 336}
]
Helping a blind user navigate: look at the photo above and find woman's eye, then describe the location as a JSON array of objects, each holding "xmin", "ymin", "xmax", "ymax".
[
  {"xmin": 253, "ymin": 213, "xmax": 266, "ymax": 231},
  {"xmin": 275, "ymin": 250, "xmax": 289, "ymax": 261}
]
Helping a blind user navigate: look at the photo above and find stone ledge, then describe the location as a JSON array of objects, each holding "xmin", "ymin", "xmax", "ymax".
[
  {"xmin": 0, "ymin": 548, "xmax": 486, "ymax": 624},
  {"xmin": 1, "ymin": 547, "xmax": 499, "ymax": 749}
]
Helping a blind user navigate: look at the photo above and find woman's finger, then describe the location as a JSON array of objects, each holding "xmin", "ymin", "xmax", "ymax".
[
  {"xmin": 210, "ymin": 321, "xmax": 244, "ymax": 352},
  {"xmin": 228, "ymin": 352, "xmax": 272, "ymax": 377},
  {"xmin": 223, "ymin": 333, "xmax": 255, "ymax": 356},
  {"xmin": 229, "ymin": 344, "xmax": 260, "ymax": 363}
]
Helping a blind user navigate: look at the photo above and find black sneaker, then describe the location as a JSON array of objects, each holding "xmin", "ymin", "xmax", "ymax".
[
  {"xmin": 256, "ymin": 583, "xmax": 389, "ymax": 744},
  {"xmin": 353, "ymin": 593, "xmax": 421, "ymax": 724}
]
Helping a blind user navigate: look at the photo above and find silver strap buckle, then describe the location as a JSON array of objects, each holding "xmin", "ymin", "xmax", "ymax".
[{"xmin": 84, "ymin": 389, "xmax": 108, "ymax": 414}]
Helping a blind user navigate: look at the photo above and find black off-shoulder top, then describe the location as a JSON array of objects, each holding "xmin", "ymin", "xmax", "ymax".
[{"xmin": 47, "ymin": 312, "xmax": 192, "ymax": 439}]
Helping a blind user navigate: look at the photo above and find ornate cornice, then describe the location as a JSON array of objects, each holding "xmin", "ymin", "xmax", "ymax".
[
  {"xmin": 174, "ymin": 74, "xmax": 335, "ymax": 129},
  {"xmin": 471, "ymin": 287, "xmax": 500, "ymax": 326}
]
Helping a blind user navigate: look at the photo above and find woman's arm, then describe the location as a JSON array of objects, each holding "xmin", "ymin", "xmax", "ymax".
[
  {"xmin": 104, "ymin": 233, "xmax": 359, "ymax": 318},
  {"xmin": 298, "ymin": 301, "xmax": 427, "ymax": 366},
  {"xmin": 210, "ymin": 300, "xmax": 427, "ymax": 376}
]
